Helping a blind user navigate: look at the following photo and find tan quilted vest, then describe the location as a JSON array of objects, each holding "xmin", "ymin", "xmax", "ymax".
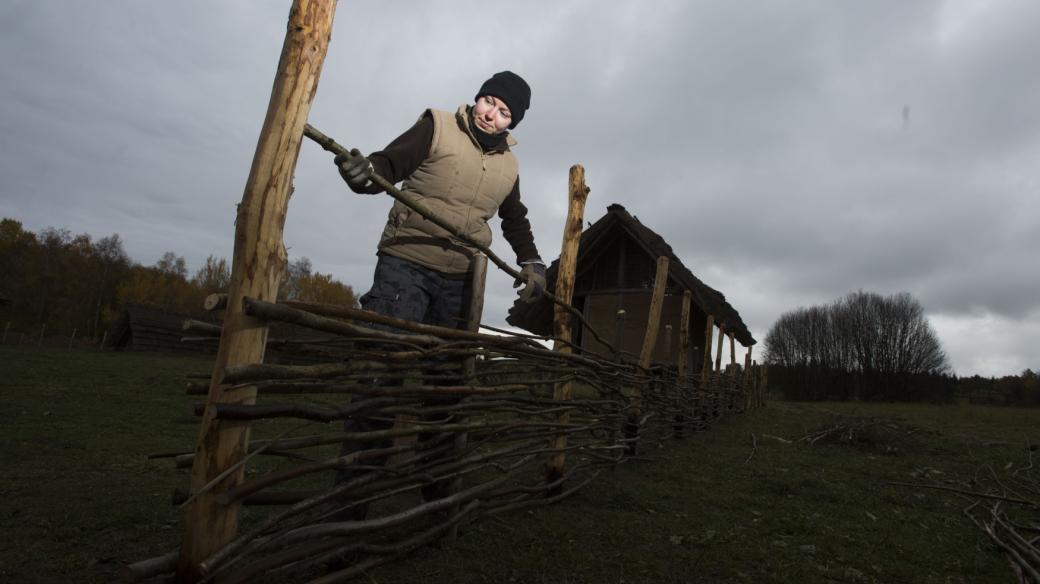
[{"xmin": 378, "ymin": 105, "xmax": 519, "ymax": 274}]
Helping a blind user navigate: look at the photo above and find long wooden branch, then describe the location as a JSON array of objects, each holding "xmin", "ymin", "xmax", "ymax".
[
  {"xmin": 302, "ymin": 123, "xmax": 617, "ymax": 355},
  {"xmin": 281, "ymin": 300, "xmax": 539, "ymax": 348},
  {"xmin": 243, "ymin": 297, "xmax": 444, "ymax": 346},
  {"xmin": 200, "ymin": 442, "xmax": 538, "ymax": 575}
]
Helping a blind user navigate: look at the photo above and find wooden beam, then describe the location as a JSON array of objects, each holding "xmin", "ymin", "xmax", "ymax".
[
  {"xmin": 638, "ymin": 256, "xmax": 669, "ymax": 371},
  {"xmin": 744, "ymin": 346, "xmax": 753, "ymax": 409},
  {"xmin": 176, "ymin": 1, "xmax": 338, "ymax": 581},
  {"xmin": 624, "ymin": 255, "xmax": 668, "ymax": 453},
  {"xmin": 675, "ymin": 290, "xmax": 693, "ymax": 439},
  {"xmin": 700, "ymin": 315, "xmax": 714, "ymax": 386},
  {"xmin": 714, "ymin": 324, "xmax": 725, "ymax": 372},
  {"xmin": 751, "ymin": 359, "xmax": 758, "ymax": 408},
  {"xmin": 448, "ymin": 254, "xmax": 487, "ymax": 537},
  {"xmin": 761, "ymin": 364, "xmax": 769, "ymax": 406},
  {"xmin": 729, "ymin": 333, "xmax": 736, "ymax": 366},
  {"xmin": 677, "ymin": 291, "xmax": 692, "ymax": 384},
  {"xmin": 613, "ymin": 238, "xmax": 627, "ymax": 352},
  {"xmin": 545, "ymin": 165, "xmax": 590, "ymax": 489},
  {"xmin": 464, "ymin": 255, "xmax": 488, "ymax": 356}
]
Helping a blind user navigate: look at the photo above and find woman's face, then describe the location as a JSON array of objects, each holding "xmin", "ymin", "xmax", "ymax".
[{"xmin": 473, "ymin": 95, "xmax": 512, "ymax": 134}]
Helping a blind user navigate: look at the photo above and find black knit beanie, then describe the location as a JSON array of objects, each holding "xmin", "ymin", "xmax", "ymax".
[{"xmin": 474, "ymin": 71, "xmax": 531, "ymax": 129}]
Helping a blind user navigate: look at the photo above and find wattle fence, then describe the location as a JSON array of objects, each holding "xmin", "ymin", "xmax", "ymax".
[
  {"xmin": 125, "ymin": 295, "xmax": 766, "ymax": 583},
  {"xmin": 122, "ymin": 3, "xmax": 766, "ymax": 581}
]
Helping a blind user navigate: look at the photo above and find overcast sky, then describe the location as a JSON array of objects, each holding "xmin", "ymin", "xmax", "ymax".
[{"xmin": 2, "ymin": 0, "xmax": 1037, "ymax": 377}]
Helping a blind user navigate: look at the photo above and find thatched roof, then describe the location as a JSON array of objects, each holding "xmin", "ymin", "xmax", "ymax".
[{"xmin": 507, "ymin": 203, "xmax": 756, "ymax": 346}]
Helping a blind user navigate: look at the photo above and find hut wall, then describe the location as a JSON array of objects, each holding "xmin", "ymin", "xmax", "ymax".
[
  {"xmin": 574, "ymin": 236, "xmax": 660, "ymax": 295},
  {"xmin": 581, "ymin": 291, "xmax": 703, "ymax": 367}
]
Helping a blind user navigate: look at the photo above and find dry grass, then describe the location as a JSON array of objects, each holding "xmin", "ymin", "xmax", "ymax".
[{"xmin": 2, "ymin": 346, "xmax": 1038, "ymax": 583}]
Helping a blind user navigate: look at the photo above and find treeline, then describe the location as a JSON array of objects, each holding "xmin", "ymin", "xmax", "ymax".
[
  {"xmin": 958, "ymin": 370, "xmax": 1040, "ymax": 407},
  {"xmin": 764, "ymin": 291, "xmax": 954, "ymax": 402},
  {"xmin": 0, "ymin": 218, "xmax": 356, "ymax": 341}
]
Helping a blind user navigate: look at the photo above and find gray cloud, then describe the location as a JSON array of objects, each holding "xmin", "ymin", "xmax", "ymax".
[{"xmin": 1, "ymin": 0, "xmax": 1037, "ymax": 376}]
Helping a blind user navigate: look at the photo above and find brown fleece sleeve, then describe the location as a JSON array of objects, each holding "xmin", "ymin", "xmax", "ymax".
[
  {"xmin": 349, "ymin": 113, "xmax": 434, "ymax": 194},
  {"xmin": 498, "ymin": 177, "xmax": 541, "ymax": 264}
]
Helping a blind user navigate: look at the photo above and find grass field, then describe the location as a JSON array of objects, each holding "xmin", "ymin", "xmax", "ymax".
[{"xmin": 2, "ymin": 346, "xmax": 1037, "ymax": 583}]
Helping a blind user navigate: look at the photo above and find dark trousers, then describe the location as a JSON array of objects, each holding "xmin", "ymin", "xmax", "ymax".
[{"xmin": 334, "ymin": 255, "xmax": 470, "ymax": 504}]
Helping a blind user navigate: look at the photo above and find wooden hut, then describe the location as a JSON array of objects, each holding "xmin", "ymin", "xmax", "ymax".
[{"xmin": 508, "ymin": 204, "xmax": 755, "ymax": 369}]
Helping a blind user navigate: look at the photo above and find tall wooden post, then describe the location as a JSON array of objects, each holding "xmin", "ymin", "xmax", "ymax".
[
  {"xmin": 638, "ymin": 256, "xmax": 669, "ymax": 370},
  {"xmin": 714, "ymin": 325, "xmax": 725, "ymax": 372},
  {"xmin": 712, "ymin": 325, "xmax": 725, "ymax": 418},
  {"xmin": 613, "ymin": 308, "xmax": 627, "ymax": 360},
  {"xmin": 760, "ymin": 364, "xmax": 769, "ymax": 406},
  {"xmin": 728, "ymin": 333, "xmax": 737, "ymax": 411},
  {"xmin": 449, "ymin": 254, "xmax": 487, "ymax": 536},
  {"xmin": 675, "ymin": 290, "xmax": 692, "ymax": 439},
  {"xmin": 676, "ymin": 291, "xmax": 692, "ymax": 384},
  {"xmin": 626, "ymin": 255, "xmax": 668, "ymax": 452},
  {"xmin": 752, "ymin": 357, "xmax": 761, "ymax": 407},
  {"xmin": 700, "ymin": 315, "xmax": 714, "ymax": 385},
  {"xmin": 545, "ymin": 165, "xmax": 589, "ymax": 488},
  {"xmin": 176, "ymin": 2, "xmax": 337, "ymax": 580},
  {"xmin": 743, "ymin": 346, "xmax": 753, "ymax": 409},
  {"xmin": 463, "ymin": 255, "xmax": 488, "ymax": 371}
]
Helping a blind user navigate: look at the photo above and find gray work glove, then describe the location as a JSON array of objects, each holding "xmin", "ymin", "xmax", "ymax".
[
  {"xmin": 334, "ymin": 148, "xmax": 374, "ymax": 190},
  {"xmin": 513, "ymin": 261, "xmax": 547, "ymax": 303}
]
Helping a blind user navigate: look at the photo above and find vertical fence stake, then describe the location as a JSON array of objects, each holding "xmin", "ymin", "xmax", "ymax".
[
  {"xmin": 448, "ymin": 254, "xmax": 487, "ymax": 537},
  {"xmin": 613, "ymin": 309, "xmax": 626, "ymax": 360},
  {"xmin": 760, "ymin": 364, "xmax": 769, "ymax": 406},
  {"xmin": 699, "ymin": 315, "xmax": 715, "ymax": 423},
  {"xmin": 700, "ymin": 315, "xmax": 714, "ymax": 386},
  {"xmin": 743, "ymin": 346, "xmax": 753, "ymax": 409},
  {"xmin": 38, "ymin": 323, "xmax": 46, "ymax": 347},
  {"xmin": 727, "ymin": 332, "xmax": 737, "ymax": 412},
  {"xmin": 714, "ymin": 325, "xmax": 725, "ymax": 372},
  {"xmin": 713, "ymin": 326, "xmax": 725, "ymax": 419},
  {"xmin": 176, "ymin": 2, "xmax": 338, "ymax": 581},
  {"xmin": 545, "ymin": 165, "xmax": 590, "ymax": 492},
  {"xmin": 2, "ymin": 321, "xmax": 9, "ymax": 344},
  {"xmin": 99, "ymin": 329, "xmax": 108, "ymax": 350},
  {"xmin": 68, "ymin": 328, "xmax": 77, "ymax": 350},
  {"xmin": 675, "ymin": 290, "xmax": 692, "ymax": 438},
  {"xmin": 752, "ymin": 359, "xmax": 761, "ymax": 405},
  {"xmin": 638, "ymin": 256, "xmax": 669, "ymax": 370},
  {"xmin": 628, "ymin": 255, "xmax": 669, "ymax": 453},
  {"xmin": 677, "ymin": 291, "xmax": 692, "ymax": 384}
]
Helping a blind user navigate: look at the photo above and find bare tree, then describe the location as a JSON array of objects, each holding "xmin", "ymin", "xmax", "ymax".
[
  {"xmin": 764, "ymin": 290, "xmax": 950, "ymax": 400},
  {"xmin": 191, "ymin": 255, "xmax": 231, "ymax": 295}
]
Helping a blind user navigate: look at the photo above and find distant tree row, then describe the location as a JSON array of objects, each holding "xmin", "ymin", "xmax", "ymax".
[
  {"xmin": 764, "ymin": 291, "xmax": 953, "ymax": 401},
  {"xmin": 958, "ymin": 369, "xmax": 1040, "ymax": 407},
  {"xmin": 0, "ymin": 218, "xmax": 357, "ymax": 341}
]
